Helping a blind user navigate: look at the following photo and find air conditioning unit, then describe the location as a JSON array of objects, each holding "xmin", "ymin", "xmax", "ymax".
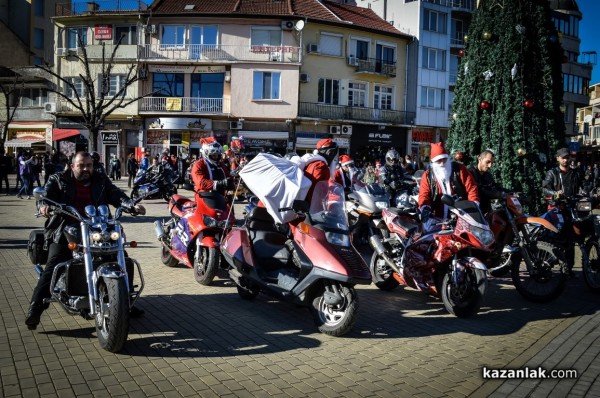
[
  {"xmin": 271, "ymin": 52, "xmax": 282, "ymax": 62},
  {"xmin": 341, "ymin": 125, "xmax": 353, "ymax": 135},
  {"xmin": 348, "ymin": 55, "xmax": 358, "ymax": 66},
  {"xmin": 230, "ymin": 121, "xmax": 243, "ymax": 130},
  {"xmin": 299, "ymin": 73, "xmax": 310, "ymax": 83},
  {"xmin": 56, "ymin": 48, "xmax": 67, "ymax": 56},
  {"xmin": 281, "ymin": 20, "xmax": 295, "ymax": 30},
  {"xmin": 44, "ymin": 102, "xmax": 56, "ymax": 113},
  {"xmin": 329, "ymin": 125, "xmax": 341, "ymax": 134},
  {"xmin": 306, "ymin": 43, "xmax": 320, "ymax": 53},
  {"xmin": 148, "ymin": 25, "xmax": 157, "ymax": 35}
]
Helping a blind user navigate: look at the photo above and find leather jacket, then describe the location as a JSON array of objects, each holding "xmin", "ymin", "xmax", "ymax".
[{"xmin": 542, "ymin": 167, "xmax": 581, "ymax": 198}]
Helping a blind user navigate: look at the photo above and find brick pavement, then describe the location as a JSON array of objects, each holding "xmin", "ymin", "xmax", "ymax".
[{"xmin": 0, "ymin": 175, "xmax": 599, "ymax": 397}]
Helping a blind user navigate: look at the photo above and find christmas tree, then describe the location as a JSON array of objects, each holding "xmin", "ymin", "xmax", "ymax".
[{"xmin": 447, "ymin": 0, "xmax": 565, "ymax": 211}]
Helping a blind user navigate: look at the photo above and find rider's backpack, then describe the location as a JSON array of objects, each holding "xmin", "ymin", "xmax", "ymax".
[{"xmin": 27, "ymin": 229, "xmax": 48, "ymax": 265}]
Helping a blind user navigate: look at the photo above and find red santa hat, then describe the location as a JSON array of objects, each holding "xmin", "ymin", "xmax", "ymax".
[
  {"xmin": 339, "ymin": 154, "xmax": 354, "ymax": 166},
  {"xmin": 430, "ymin": 142, "xmax": 449, "ymax": 162},
  {"xmin": 200, "ymin": 136, "xmax": 216, "ymax": 146},
  {"xmin": 316, "ymin": 138, "xmax": 335, "ymax": 149}
]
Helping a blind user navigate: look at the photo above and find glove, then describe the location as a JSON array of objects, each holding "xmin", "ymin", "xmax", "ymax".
[
  {"xmin": 121, "ymin": 199, "xmax": 136, "ymax": 211},
  {"xmin": 554, "ymin": 191, "xmax": 564, "ymax": 200},
  {"xmin": 215, "ymin": 179, "xmax": 227, "ymax": 191},
  {"xmin": 420, "ymin": 206, "xmax": 432, "ymax": 223},
  {"xmin": 389, "ymin": 180, "xmax": 397, "ymax": 190}
]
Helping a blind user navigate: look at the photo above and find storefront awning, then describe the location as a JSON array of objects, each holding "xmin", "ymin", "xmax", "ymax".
[
  {"xmin": 53, "ymin": 128, "xmax": 80, "ymax": 141},
  {"xmin": 4, "ymin": 139, "xmax": 45, "ymax": 148}
]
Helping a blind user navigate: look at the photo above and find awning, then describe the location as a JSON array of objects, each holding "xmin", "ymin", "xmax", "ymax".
[
  {"xmin": 239, "ymin": 131, "xmax": 288, "ymax": 140},
  {"xmin": 4, "ymin": 139, "xmax": 45, "ymax": 148},
  {"xmin": 53, "ymin": 128, "xmax": 80, "ymax": 141}
]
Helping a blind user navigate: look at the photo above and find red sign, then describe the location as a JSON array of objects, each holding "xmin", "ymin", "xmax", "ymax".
[
  {"xmin": 412, "ymin": 129, "xmax": 434, "ymax": 143},
  {"xmin": 94, "ymin": 25, "xmax": 112, "ymax": 40}
]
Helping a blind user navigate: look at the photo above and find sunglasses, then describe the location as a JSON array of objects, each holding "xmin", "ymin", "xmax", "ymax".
[{"xmin": 387, "ymin": 158, "xmax": 399, "ymax": 162}]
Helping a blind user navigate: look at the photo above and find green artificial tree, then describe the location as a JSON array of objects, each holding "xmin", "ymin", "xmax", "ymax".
[{"xmin": 447, "ymin": 0, "xmax": 565, "ymax": 212}]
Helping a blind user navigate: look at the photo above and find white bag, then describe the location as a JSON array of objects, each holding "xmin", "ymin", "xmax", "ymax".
[{"xmin": 239, "ymin": 153, "xmax": 312, "ymax": 223}]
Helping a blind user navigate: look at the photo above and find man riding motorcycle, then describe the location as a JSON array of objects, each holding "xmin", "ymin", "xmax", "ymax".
[
  {"xmin": 378, "ymin": 149, "xmax": 406, "ymax": 206},
  {"xmin": 191, "ymin": 137, "xmax": 232, "ymax": 195}
]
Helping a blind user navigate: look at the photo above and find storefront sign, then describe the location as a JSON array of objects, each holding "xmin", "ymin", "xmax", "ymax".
[
  {"xmin": 94, "ymin": 25, "xmax": 112, "ymax": 40},
  {"xmin": 411, "ymin": 129, "xmax": 434, "ymax": 143},
  {"xmin": 146, "ymin": 117, "xmax": 212, "ymax": 131},
  {"xmin": 170, "ymin": 132, "xmax": 182, "ymax": 145},
  {"xmin": 148, "ymin": 65, "xmax": 196, "ymax": 73},
  {"xmin": 194, "ymin": 65, "xmax": 226, "ymax": 73},
  {"xmin": 244, "ymin": 138, "xmax": 287, "ymax": 148},
  {"xmin": 367, "ymin": 132, "xmax": 393, "ymax": 145},
  {"xmin": 147, "ymin": 130, "xmax": 169, "ymax": 145},
  {"xmin": 101, "ymin": 131, "xmax": 119, "ymax": 144}
]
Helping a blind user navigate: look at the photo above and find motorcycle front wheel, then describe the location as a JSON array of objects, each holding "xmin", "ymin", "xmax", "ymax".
[
  {"xmin": 583, "ymin": 239, "xmax": 600, "ymax": 293},
  {"xmin": 95, "ymin": 277, "xmax": 130, "ymax": 353},
  {"xmin": 441, "ymin": 266, "xmax": 487, "ymax": 318},
  {"xmin": 511, "ymin": 241, "xmax": 566, "ymax": 303},
  {"xmin": 194, "ymin": 246, "xmax": 219, "ymax": 285},
  {"xmin": 370, "ymin": 252, "xmax": 400, "ymax": 291},
  {"xmin": 130, "ymin": 187, "xmax": 139, "ymax": 200},
  {"xmin": 311, "ymin": 284, "xmax": 358, "ymax": 337}
]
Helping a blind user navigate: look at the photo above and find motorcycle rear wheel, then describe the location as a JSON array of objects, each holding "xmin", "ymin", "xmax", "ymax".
[
  {"xmin": 95, "ymin": 277, "xmax": 130, "ymax": 353},
  {"xmin": 370, "ymin": 252, "xmax": 400, "ymax": 291},
  {"xmin": 583, "ymin": 239, "xmax": 600, "ymax": 293},
  {"xmin": 311, "ymin": 284, "xmax": 358, "ymax": 337},
  {"xmin": 161, "ymin": 245, "xmax": 179, "ymax": 267},
  {"xmin": 511, "ymin": 241, "xmax": 566, "ymax": 303},
  {"xmin": 441, "ymin": 267, "xmax": 487, "ymax": 318},
  {"xmin": 194, "ymin": 246, "xmax": 219, "ymax": 285}
]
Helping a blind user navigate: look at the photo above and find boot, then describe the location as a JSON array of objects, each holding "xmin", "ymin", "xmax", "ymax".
[
  {"xmin": 25, "ymin": 302, "xmax": 43, "ymax": 330},
  {"xmin": 566, "ymin": 264, "xmax": 577, "ymax": 279}
]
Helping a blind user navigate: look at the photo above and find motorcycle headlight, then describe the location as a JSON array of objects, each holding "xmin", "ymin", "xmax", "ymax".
[
  {"xmin": 472, "ymin": 226, "xmax": 495, "ymax": 246},
  {"xmin": 375, "ymin": 201, "xmax": 389, "ymax": 210},
  {"xmin": 325, "ymin": 231, "xmax": 351, "ymax": 247},
  {"xmin": 577, "ymin": 201, "xmax": 592, "ymax": 212},
  {"xmin": 110, "ymin": 231, "xmax": 120, "ymax": 241},
  {"xmin": 91, "ymin": 232, "xmax": 102, "ymax": 242},
  {"xmin": 203, "ymin": 215, "xmax": 218, "ymax": 228}
]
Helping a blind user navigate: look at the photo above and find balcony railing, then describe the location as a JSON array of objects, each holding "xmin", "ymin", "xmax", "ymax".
[
  {"xmin": 57, "ymin": 44, "xmax": 140, "ymax": 59},
  {"xmin": 56, "ymin": 1, "xmax": 148, "ymax": 16},
  {"xmin": 139, "ymin": 97, "xmax": 230, "ymax": 114},
  {"xmin": 347, "ymin": 57, "xmax": 396, "ymax": 77},
  {"xmin": 450, "ymin": 30, "xmax": 468, "ymax": 47},
  {"xmin": 140, "ymin": 44, "xmax": 301, "ymax": 63},
  {"xmin": 422, "ymin": 0, "xmax": 475, "ymax": 11},
  {"xmin": 299, "ymin": 102, "xmax": 415, "ymax": 125}
]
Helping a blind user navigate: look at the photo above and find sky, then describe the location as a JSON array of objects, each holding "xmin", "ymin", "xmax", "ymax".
[{"xmin": 577, "ymin": 0, "xmax": 599, "ymax": 84}]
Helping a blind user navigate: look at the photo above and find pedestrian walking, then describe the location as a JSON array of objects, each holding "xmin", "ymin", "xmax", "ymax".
[
  {"xmin": 0, "ymin": 149, "xmax": 11, "ymax": 195},
  {"xmin": 16, "ymin": 151, "xmax": 34, "ymax": 199},
  {"xmin": 126, "ymin": 153, "xmax": 138, "ymax": 188}
]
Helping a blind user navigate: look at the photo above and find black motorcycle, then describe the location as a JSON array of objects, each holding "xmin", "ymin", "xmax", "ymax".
[
  {"xmin": 131, "ymin": 165, "xmax": 177, "ymax": 201},
  {"xmin": 30, "ymin": 186, "xmax": 147, "ymax": 352}
]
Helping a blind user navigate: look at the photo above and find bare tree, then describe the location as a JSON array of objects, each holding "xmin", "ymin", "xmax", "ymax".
[
  {"xmin": 0, "ymin": 69, "xmax": 24, "ymax": 154},
  {"xmin": 37, "ymin": 36, "xmax": 152, "ymax": 152}
]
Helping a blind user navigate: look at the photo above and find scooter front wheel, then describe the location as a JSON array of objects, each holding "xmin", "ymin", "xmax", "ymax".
[
  {"xmin": 311, "ymin": 284, "xmax": 358, "ymax": 337},
  {"xmin": 194, "ymin": 246, "xmax": 219, "ymax": 285}
]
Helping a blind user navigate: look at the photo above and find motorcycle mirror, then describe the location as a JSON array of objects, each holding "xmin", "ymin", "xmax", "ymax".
[
  {"xmin": 33, "ymin": 187, "xmax": 47, "ymax": 201},
  {"xmin": 441, "ymin": 194, "xmax": 455, "ymax": 207}
]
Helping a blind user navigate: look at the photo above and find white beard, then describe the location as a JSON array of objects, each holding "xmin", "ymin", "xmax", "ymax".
[{"xmin": 431, "ymin": 159, "xmax": 453, "ymax": 218}]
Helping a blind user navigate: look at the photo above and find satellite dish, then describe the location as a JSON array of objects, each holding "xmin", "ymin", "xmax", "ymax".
[
  {"xmin": 294, "ymin": 20, "xmax": 305, "ymax": 31},
  {"xmin": 584, "ymin": 115, "xmax": 593, "ymax": 123}
]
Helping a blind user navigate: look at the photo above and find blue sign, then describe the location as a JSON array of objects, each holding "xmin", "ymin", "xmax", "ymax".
[{"xmin": 568, "ymin": 141, "xmax": 580, "ymax": 153}]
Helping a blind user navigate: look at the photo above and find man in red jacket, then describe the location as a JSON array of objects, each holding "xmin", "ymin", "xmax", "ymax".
[
  {"xmin": 191, "ymin": 137, "xmax": 231, "ymax": 195},
  {"xmin": 418, "ymin": 142, "xmax": 479, "ymax": 220},
  {"xmin": 303, "ymin": 138, "xmax": 338, "ymax": 203}
]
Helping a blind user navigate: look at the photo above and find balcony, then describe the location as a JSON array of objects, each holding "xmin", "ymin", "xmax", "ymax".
[
  {"xmin": 347, "ymin": 57, "xmax": 396, "ymax": 77},
  {"xmin": 299, "ymin": 102, "xmax": 415, "ymax": 125},
  {"xmin": 423, "ymin": 0, "xmax": 475, "ymax": 11},
  {"xmin": 139, "ymin": 97, "xmax": 230, "ymax": 114},
  {"xmin": 9, "ymin": 107, "xmax": 54, "ymax": 122},
  {"xmin": 56, "ymin": 1, "xmax": 148, "ymax": 16},
  {"xmin": 450, "ymin": 30, "xmax": 467, "ymax": 47},
  {"xmin": 57, "ymin": 44, "xmax": 140, "ymax": 60},
  {"xmin": 140, "ymin": 44, "xmax": 301, "ymax": 63}
]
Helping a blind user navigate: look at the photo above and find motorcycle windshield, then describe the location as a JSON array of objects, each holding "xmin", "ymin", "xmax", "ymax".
[
  {"xmin": 309, "ymin": 181, "xmax": 349, "ymax": 232},
  {"xmin": 454, "ymin": 199, "xmax": 487, "ymax": 226}
]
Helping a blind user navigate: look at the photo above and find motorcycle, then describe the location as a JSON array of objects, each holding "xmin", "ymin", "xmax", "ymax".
[
  {"xmin": 540, "ymin": 194, "xmax": 600, "ymax": 294},
  {"xmin": 154, "ymin": 190, "xmax": 235, "ymax": 285},
  {"xmin": 30, "ymin": 186, "xmax": 146, "ymax": 353},
  {"xmin": 345, "ymin": 182, "xmax": 390, "ymax": 247},
  {"xmin": 370, "ymin": 195, "xmax": 493, "ymax": 317},
  {"xmin": 220, "ymin": 181, "xmax": 372, "ymax": 336},
  {"xmin": 131, "ymin": 165, "xmax": 177, "ymax": 202}
]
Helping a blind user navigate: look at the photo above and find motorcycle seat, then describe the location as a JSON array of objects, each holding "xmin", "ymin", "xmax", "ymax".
[
  {"xmin": 246, "ymin": 206, "xmax": 277, "ymax": 232},
  {"xmin": 252, "ymin": 231, "xmax": 292, "ymax": 270}
]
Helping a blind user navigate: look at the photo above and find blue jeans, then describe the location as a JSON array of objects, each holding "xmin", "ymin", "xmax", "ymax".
[{"xmin": 17, "ymin": 174, "xmax": 31, "ymax": 197}]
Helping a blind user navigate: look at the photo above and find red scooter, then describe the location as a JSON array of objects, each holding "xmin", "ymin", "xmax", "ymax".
[
  {"xmin": 154, "ymin": 191, "xmax": 235, "ymax": 285},
  {"xmin": 370, "ymin": 195, "xmax": 494, "ymax": 317},
  {"xmin": 220, "ymin": 181, "xmax": 372, "ymax": 336}
]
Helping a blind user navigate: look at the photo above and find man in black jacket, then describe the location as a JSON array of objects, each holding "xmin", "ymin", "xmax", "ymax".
[
  {"xmin": 542, "ymin": 147, "xmax": 582, "ymax": 277},
  {"xmin": 25, "ymin": 151, "xmax": 145, "ymax": 330},
  {"xmin": 468, "ymin": 150, "xmax": 507, "ymax": 215}
]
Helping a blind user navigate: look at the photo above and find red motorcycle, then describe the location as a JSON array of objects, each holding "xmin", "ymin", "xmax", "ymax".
[
  {"xmin": 220, "ymin": 181, "xmax": 372, "ymax": 336},
  {"xmin": 154, "ymin": 191, "xmax": 235, "ymax": 285},
  {"xmin": 370, "ymin": 195, "xmax": 494, "ymax": 317}
]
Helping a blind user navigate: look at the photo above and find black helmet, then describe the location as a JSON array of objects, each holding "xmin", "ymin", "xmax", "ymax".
[
  {"xmin": 91, "ymin": 151, "xmax": 100, "ymax": 163},
  {"xmin": 385, "ymin": 149, "xmax": 400, "ymax": 166}
]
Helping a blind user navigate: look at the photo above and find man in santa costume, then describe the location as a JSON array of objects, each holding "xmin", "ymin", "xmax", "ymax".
[
  {"xmin": 191, "ymin": 137, "xmax": 232, "ymax": 195},
  {"xmin": 334, "ymin": 154, "xmax": 363, "ymax": 193},
  {"xmin": 303, "ymin": 138, "xmax": 338, "ymax": 202},
  {"xmin": 418, "ymin": 142, "xmax": 479, "ymax": 221}
]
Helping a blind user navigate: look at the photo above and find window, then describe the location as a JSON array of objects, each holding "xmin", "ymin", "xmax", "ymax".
[
  {"xmin": 553, "ymin": 14, "xmax": 579, "ymax": 37},
  {"xmin": 33, "ymin": 56, "xmax": 44, "ymax": 66},
  {"xmin": 374, "ymin": 85, "xmax": 393, "ymax": 110},
  {"xmin": 67, "ymin": 27, "xmax": 87, "ymax": 48},
  {"xmin": 66, "ymin": 77, "xmax": 86, "ymax": 98},
  {"xmin": 191, "ymin": 73, "xmax": 224, "ymax": 98},
  {"xmin": 34, "ymin": 28, "xmax": 44, "ymax": 49},
  {"xmin": 152, "ymin": 73, "xmax": 184, "ymax": 97},
  {"xmin": 348, "ymin": 81, "xmax": 367, "ymax": 107},
  {"xmin": 423, "ymin": 47, "xmax": 446, "ymax": 70},
  {"xmin": 161, "ymin": 25, "xmax": 185, "ymax": 48},
  {"xmin": 349, "ymin": 38, "xmax": 369, "ymax": 60},
  {"xmin": 34, "ymin": 0, "xmax": 44, "ymax": 17},
  {"xmin": 251, "ymin": 27, "xmax": 281, "ymax": 47},
  {"xmin": 563, "ymin": 73, "xmax": 589, "ymax": 96},
  {"xmin": 424, "ymin": 9, "xmax": 447, "ymax": 33},
  {"xmin": 189, "ymin": 25, "xmax": 218, "ymax": 59},
  {"xmin": 99, "ymin": 75, "xmax": 127, "ymax": 97},
  {"xmin": 318, "ymin": 78, "xmax": 340, "ymax": 105},
  {"xmin": 19, "ymin": 88, "xmax": 48, "ymax": 107},
  {"xmin": 253, "ymin": 71, "xmax": 280, "ymax": 100},
  {"xmin": 114, "ymin": 26, "xmax": 138, "ymax": 45},
  {"xmin": 319, "ymin": 33, "xmax": 342, "ymax": 56},
  {"xmin": 420, "ymin": 87, "xmax": 445, "ymax": 109}
]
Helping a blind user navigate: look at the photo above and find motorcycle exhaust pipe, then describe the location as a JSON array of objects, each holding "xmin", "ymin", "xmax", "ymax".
[
  {"xmin": 154, "ymin": 220, "xmax": 166, "ymax": 240},
  {"xmin": 369, "ymin": 235, "xmax": 402, "ymax": 274}
]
